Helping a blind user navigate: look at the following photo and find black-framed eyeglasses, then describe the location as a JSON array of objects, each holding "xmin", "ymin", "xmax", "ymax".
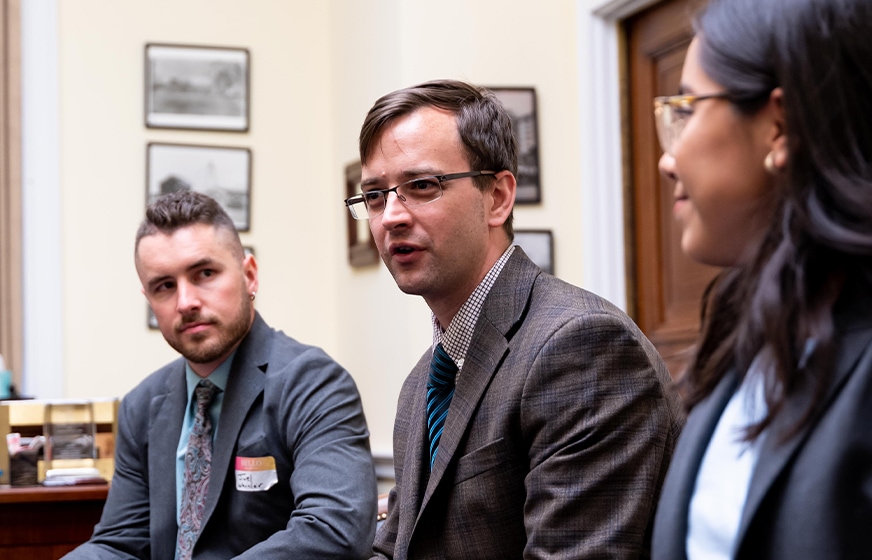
[
  {"xmin": 653, "ymin": 92, "xmax": 732, "ymax": 155},
  {"xmin": 344, "ymin": 170, "xmax": 497, "ymax": 220}
]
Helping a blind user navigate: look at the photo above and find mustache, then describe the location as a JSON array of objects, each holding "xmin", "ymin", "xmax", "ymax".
[{"xmin": 176, "ymin": 313, "xmax": 216, "ymax": 331}]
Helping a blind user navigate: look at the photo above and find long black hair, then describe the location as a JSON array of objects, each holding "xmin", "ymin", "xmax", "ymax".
[{"xmin": 682, "ymin": 0, "xmax": 872, "ymax": 439}]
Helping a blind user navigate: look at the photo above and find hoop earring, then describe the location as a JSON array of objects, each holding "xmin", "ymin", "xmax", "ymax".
[{"xmin": 764, "ymin": 151, "xmax": 778, "ymax": 175}]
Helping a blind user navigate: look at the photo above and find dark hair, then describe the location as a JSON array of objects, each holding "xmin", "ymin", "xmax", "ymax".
[
  {"xmin": 134, "ymin": 191, "xmax": 243, "ymax": 258},
  {"xmin": 359, "ymin": 79, "xmax": 518, "ymax": 238},
  {"xmin": 683, "ymin": 0, "xmax": 872, "ymax": 439}
]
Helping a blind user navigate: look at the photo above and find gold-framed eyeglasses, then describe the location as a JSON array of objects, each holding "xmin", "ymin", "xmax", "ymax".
[
  {"xmin": 653, "ymin": 92, "xmax": 732, "ymax": 155},
  {"xmin": 344, "ymin": 170, "xmax": 497, "ymax": 220}
]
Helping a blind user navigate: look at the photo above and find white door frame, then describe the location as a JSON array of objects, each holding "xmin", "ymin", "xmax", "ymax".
[
  {"xmin": 577, "ymin": 0, "xmax": 659, "ymax": 311},
  {"xmin": 21, "ymin": 0, "xmax": 63, "ymax": 398}
]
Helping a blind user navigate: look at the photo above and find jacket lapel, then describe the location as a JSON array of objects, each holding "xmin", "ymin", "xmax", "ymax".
[
  {"xmin": 735, "ymin": 318, "xmax": 872, "ymax": 546},
  {"xmin": 399, "ymin": 354, "xmax": 434, "ymax": 539},
  {"xmin": 418, "ymin": 319, "xmax": 509, "ymax": 512},
  {"xmin": 148, "ymin": 361, "xmax": 187, "ymax": 560},
  {"xmin": 655, "ymin": 371, "xmax": 738, "ymax": 559},
  {"xmin": 414, "ymin": 249, "xmax": 539, "ymax": 527},
  {"xmin": 198, "ymin": 313, "xmax": 270, "ymax": 536}
]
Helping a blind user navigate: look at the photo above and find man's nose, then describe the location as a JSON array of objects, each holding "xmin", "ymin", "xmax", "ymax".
[
  {"xmin": 379, "ymin": 190, "xmax": 411, "ymax": 227},
  {"xmin": 176, "ymin": 281, "xmax": 201, "ymax": 312}
]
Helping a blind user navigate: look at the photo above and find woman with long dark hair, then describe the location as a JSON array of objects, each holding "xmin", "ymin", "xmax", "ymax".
[{"xmin": 651, "ymin": 0, "xmax": 872, "ymax": 557}]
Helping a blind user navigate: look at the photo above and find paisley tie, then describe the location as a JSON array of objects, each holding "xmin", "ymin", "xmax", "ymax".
[{"xmin": 177, "ymin": 379, "xmax": 221, "ymax": 560}]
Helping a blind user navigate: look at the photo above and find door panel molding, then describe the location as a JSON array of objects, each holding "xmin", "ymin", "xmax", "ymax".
[{"xmin": 624, "ymin": 0, "xmax": 719, "ymax": 378}]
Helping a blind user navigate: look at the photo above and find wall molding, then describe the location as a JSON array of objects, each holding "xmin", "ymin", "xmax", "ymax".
[
  {"xmin": 577, "ymin": 0, "xmax": 659, "ymax": 311},
  {"xmin": 21, "ymin": 0, "xmax": 63, "ymax": 398},
  {"xmin": 0, "ymin": 0, "xmax": 23, "ymax": 386}
]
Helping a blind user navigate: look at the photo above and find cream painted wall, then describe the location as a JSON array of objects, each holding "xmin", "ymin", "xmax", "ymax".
[
  {"xmin": 58, "ymin": 0, "xmax": 341, "ymax": 399},
  {"xmin": 330, "ymin": 0, "xmax": 583, "ymax": 456},
  {"xmin": 48, "ymin": 0, "xmax": 584, "ymax": 457}
]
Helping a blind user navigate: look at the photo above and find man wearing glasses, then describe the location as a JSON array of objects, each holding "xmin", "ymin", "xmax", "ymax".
[{"xmin": 348, "ymin": 79, "xmax": 684, "ymax": 559}]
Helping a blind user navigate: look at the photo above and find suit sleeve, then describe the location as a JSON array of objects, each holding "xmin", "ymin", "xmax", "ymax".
[
  {"xmin": 370, "ymin": 367, "xmax": 420, "ymax": 559},
  {"xmin": 233, "ymin": 348, "xmax": 377, "ymax": 560},
  {"xmin": 370, "ymin": 485, "xmax": 399, "ymax": 559},
  {"xmin": 521, "ymin": 311, "xmax": 680, "ymax": 559},
  {"xmin": 61, "ymin": 396, "xmax": 152, "ymax": 560}
]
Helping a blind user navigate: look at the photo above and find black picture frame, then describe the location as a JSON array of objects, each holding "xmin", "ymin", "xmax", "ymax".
[
  {"xmin": 146, "ymin": 142, "xmax": 252, "ymax": 231},
  {"xmin": 514, "ymin": 229, "xmax": 554, "ymax": 275},
  {"xmin": 489, "ymin": 87, "xmax": 541, "ymax": 204},
  {"xmin": 145, "ymin": 43, "xmax": 250, "ymax": 132},
  {"xmin": 345, "ymin": 161, "xmax": 379, "ymax": 267}
]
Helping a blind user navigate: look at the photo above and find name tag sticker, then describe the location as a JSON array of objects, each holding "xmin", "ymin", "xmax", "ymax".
[{"xmin": 235, "ymin": 456, "xmax": 278, "ymax": 492}]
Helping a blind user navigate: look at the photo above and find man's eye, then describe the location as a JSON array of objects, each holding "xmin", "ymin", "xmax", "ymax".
[
  {"xmin": 154, "ymin": 281, "xmax": 175, "ymax": 294},
  {"xmin": 198, "ymin": 269, "xmax": 215, "ymax": 280},
  {"xmin": 408, "ymin": 178, "xmax": 439, "ymax": 191},
  {"xmin": 363, "ymin": 191, "xmax": 383, "ymax": 202}
]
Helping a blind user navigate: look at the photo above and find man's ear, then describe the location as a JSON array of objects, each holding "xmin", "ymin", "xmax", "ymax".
[
  {"xmin": 487, "ymin": 171, "xmax": 516, "ymax": 228},
  {"xmin": 243, "ymin": 253, "xmax": 259, "ymax": 296}
]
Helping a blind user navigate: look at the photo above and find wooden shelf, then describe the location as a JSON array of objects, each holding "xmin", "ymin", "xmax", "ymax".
[
  {"xmin": 0, "ymin": 483, "xmax": 107, "ymax": 559},
  {"xmin": 0, "ymin": 483, "xmax": 108, "ymax": 504}
]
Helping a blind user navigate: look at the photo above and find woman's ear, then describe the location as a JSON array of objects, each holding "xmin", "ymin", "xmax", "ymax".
[{"xmin": 768, "ymin": 88, "xmax": 788, "ymax": 170}]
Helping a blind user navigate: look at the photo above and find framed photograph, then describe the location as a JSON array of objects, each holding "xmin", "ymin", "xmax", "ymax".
[
  {"xmin": 490, "ymin": 87, "xmax": 541, "ymax": 204},
  {"xmin": 514, "ymin": 229, "xmax": 554, "ymax": 275},
  {"xmin": 345, "ymin": 161, "xmax": 379, "ymax": 267},
  {"xmin": 147, "ymin": 247, "xmax": 254, "ymax": 330},
  {"xmin": 145, "ymin": 43, "xmax": 249, "ymax": 131},
  {"xmin": 147, "ymin": 143, "xmax": 252, "ymax": 231}
]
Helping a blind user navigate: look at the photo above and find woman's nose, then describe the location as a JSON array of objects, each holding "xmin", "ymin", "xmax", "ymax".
[{"xmin": 658, "ymin": 151, "xmax": 678, "ymax": 183}]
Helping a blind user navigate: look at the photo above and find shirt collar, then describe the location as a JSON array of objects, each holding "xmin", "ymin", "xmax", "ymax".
[
  {"xmin": 432, "ymin": 245, "xmax": 514, "ymax": 372},
  {"xmin": 184, "ymin": 351, "xmax": 234, "ymax": 397}
]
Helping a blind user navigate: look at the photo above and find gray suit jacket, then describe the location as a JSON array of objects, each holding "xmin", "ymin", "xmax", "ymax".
[
  {"xmin": 653, "ymin": 290, "xmax": 872, "ymax": 559},
  {"xmin": 372, "ymin": 249, "xmax": 684, "ymax": 559},
  {"xmin": 65, "ymin": 313, "xmax": 377, "ymax": 559}
]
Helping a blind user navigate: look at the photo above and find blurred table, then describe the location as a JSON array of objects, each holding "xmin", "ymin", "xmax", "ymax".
[{"xmin": 0, "ymin": 484, "xmax": 107, "ymax": 560}]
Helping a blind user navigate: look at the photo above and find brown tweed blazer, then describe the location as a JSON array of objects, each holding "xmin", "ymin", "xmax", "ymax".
[{"xmin": 372, "ymin": 249, "xmax": 684, "ymax": 559}]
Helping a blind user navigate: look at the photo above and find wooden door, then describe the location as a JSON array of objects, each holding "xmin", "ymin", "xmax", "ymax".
[{"xmin": 624, "ymin": 0, "xmax": 720, "ymax": 379}]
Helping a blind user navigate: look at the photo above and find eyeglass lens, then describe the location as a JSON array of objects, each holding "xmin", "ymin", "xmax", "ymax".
[
  {"xmin": 362, "ymin": 177, "xmax": 443, "ymax": 217},
  {"xmin": 653, "ymin": 100, "xmax": 689, "ymax": 155}
]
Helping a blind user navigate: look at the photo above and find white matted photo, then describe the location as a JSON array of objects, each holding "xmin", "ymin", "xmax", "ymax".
[
  {"xmin": 145, "ymin": 43, "xmax": 249, "ymax": 131},
  {"xmin": 490, "ymin": 87, "xmax": 541, "ymax": 204},
  {"xmin": 514, "ymin": 229, "xmax": 554, "ymax": 275},
  {"xmin": 146, "ymin": 143, "xmax": 251, "ymax": 231}
]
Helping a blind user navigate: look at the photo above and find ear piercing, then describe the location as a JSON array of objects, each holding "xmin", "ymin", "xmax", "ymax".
[{"xmin": 764, "ymin": 151, "xmax": 778, "ymax": 175}]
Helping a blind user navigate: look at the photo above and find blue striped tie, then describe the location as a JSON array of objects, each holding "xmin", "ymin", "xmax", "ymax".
[{"xmin": 426, "ymin": 343, "xmax": 458, "ymax": 471}]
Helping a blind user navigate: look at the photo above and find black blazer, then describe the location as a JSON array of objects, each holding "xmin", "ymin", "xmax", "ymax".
[{"xmin": 653, "ymin": 292, "xmax": 872, "ymax": 559}]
